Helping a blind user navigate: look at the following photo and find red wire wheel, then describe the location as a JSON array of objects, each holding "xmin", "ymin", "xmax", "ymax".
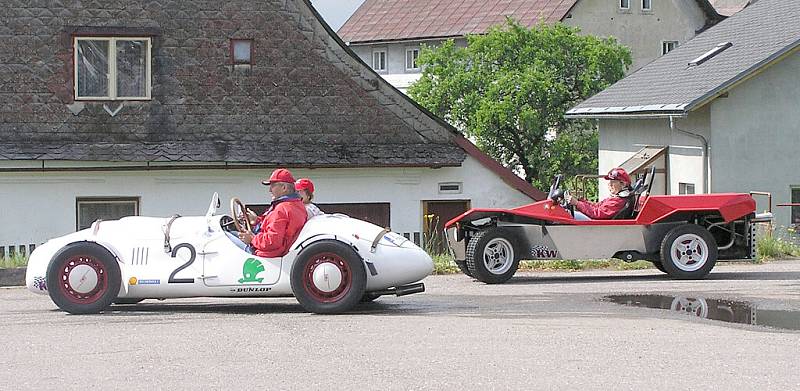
[
  {"xmin": 301, "ymin": 252, "xmax": 353, "ymax": 303},
  {"xmin": 291, "ymin": 241, "xmax": 366, "ymax": 314},
  {"xmin": 57, "ymin": 255, "xmax": 108, "ymax": 304},
  {"xmin": 47, "ymin": 242, "xmax": 121, "ymax": 314}
]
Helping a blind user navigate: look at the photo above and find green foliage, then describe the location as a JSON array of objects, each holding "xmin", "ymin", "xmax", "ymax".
[
  {"xmin": 0, "ymin": 254, "xmax": 28, "ymax": 269},
  {"xmin": 409, "ymin": 19, "xmax": 631, "ymax": 190},
  {"xmin": 520, "ymin": 259, "xmax": 652, "ymax": 271},
  {"xmin": 432, "ymin": 253, "xmax": 460, "ymax": 274},
  {"xmin": 757, "ymin": 228, "xmax": 800, "ymax": 261},
  {"xmin": 422, "ymin": 214, "xmax": 446, "ymax": 256}
]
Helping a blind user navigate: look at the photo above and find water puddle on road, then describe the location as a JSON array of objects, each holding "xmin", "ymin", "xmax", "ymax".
[{"xmin": 604, "ymin": 294, "xmax": 800, "ymax": 331}]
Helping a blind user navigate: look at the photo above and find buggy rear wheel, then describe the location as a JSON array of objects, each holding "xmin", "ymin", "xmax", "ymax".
[
  {"xmin": 659, "ymin": 224, "xmax": 717, "ymax": 279},
  {"xmin": 465, "ymin": 228, "xmax": 521, "ymax": 284},
  {"xmin": 46, "ymin": 242, "xmax": 121, "ymax": 314}
]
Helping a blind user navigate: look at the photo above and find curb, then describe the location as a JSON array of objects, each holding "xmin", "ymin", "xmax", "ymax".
[{"xmin": 0, "ymin": 268, "xmax": 26, "ymax": 287}]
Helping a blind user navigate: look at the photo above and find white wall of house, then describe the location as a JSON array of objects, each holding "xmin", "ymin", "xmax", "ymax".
[
  {"xmin": 708, "ymin": 51, "xmax": 800, "ymax": 224},
  {"xmin": 0, "ymin": 154, "xmax": 533, "ymax": 247},
  {"xmin": 598, "ymin": 106, "xmax": 710, "ymax": 198},
  {"xmin": 565, "ymin": 0, "xmax": 708, "ymax": 72},
  {"xmin": 348, "ymin": 38, "xmax": 466, "ymax": 93},
  {"xmin": 597, "ymin": 51, "xmax": 800, "ymax": 225}
]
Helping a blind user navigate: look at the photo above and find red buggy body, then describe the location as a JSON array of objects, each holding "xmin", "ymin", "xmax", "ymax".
[{"xmin": 445, "ymin": 174, "xmax": 772, "ymax": 284}]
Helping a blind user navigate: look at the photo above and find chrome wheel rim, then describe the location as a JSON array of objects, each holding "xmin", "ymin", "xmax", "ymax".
[
  {"xmin": 483, "ymin": 238, "xmax": 514, "ymax": 275},
  {"xmin": 669, "ymin": 233, "xmax": 709, "ymax": 272}
]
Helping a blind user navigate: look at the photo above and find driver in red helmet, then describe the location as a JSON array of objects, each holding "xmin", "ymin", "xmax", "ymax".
[{"xmin": 566, "ymin": 167, "xmax": 633, "ymax": 220}]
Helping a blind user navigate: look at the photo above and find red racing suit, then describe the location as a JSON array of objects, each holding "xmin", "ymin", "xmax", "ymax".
[
  {"xmin": 574, "ymin": 194, "xmax": 629, "ymax": 220},
  {"xmin": 251, "ymin": 196, "xmax": 308, "ymax": 258}
]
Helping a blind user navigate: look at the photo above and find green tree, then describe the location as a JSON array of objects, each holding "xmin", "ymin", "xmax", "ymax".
[{"xmin": 409, "ymin": 19, "xmax": 631, "ymax": 196}]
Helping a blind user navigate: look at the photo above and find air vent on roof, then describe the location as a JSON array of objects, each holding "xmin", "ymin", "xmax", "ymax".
[{"xmin": 688, "ymin": 42, "xmax": 733, "ymax": 67}]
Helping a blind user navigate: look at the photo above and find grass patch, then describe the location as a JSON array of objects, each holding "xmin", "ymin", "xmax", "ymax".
[
  {"xmin": 430, "ymin": 253, "xmax": 653, "ymax": 274},
  {"xmin": 757, "ymin": 233, "xmax": 800, "ymax": 261},
  {"xmin": 0, "ymin": 254, "xmax": 28, "ymax": 269},
  {"xmin": 432, "ymin": 253, "xmax": 460, "ymax": 274},
  {"xmin": 520, "ymin": 259, "xmax": 652, "ymax": 272}
]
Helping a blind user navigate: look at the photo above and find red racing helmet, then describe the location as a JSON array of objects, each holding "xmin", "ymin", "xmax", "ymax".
[{"xmin": 604, "ymin": 167, "xmax": 631, "ymax": 186}]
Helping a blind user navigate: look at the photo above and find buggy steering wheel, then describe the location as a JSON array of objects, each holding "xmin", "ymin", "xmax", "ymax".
[
  {"xmin": 548, "ymin": 175, "xmax": 575, "ymax": 218},
  {"xmin": 230, "ymin": 197, "xmax": 252, "ymax": 233}
]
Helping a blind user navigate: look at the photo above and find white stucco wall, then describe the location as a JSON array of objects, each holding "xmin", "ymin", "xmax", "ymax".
[
  {"xmin": 597, "ymin": 51, "xmax": 800, "ymax": 225},
  {"xmin": 598, "ymin": 106, "xmax": 710, "ymax": 198},
  {"xmin": 0, "ymin": 155, "xmax": 533, "ymax": 247},
  {"xmin": 708, "ymin": 51, "xmax": 800, "ymax": 224},
  {"xmin": 349, "ymin": 38, "xmax": 465, "ymax": 93},
  {"xmin": 565, "ymin": 0, "xmax": 708, "ymax": 72}
]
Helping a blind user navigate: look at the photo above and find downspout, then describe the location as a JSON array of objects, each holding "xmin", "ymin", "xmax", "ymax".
[{"xmin": 669, "ymin": 116, "xmax": 710, "ymax": 193}]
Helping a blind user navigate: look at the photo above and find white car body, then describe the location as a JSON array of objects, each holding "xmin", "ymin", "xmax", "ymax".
[{"xmin": 26, "ymin": 194, "xmax": 433, "ymax": 313}]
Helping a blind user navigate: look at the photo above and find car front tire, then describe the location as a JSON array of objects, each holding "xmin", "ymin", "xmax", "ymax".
[
  {"xmin": 465, "ymin": 228, "xmax": 521, "ymax": 284},
  {"xmin": 290, "ymin": 241, "xmax": 367, "ymax": 314}
]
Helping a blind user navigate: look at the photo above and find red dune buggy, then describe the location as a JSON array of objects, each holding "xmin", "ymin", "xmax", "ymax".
[{"xmin": 444, "ymin": 169, "xmax": 773, "ymax": 284}]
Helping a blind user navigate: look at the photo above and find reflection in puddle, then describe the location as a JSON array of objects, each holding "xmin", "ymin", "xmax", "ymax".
[{"xmin": 605, "ymin": 295, "xmax": 800, "ymax": 331}]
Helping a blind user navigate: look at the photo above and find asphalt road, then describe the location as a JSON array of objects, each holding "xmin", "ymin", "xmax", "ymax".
[{"xmin": 2, "ymin": 261, "xmax": 799, "ymax": 390}]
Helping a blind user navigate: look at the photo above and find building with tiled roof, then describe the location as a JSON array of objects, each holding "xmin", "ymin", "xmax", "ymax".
[
  {"xmin": 708, "ymin": 0, "xmax": 751, "ymax": 16},
  {"xmin": 338, "ymin": 0, "xmax": 724, "ymax": 92},
  {"xmin": 0, "ymin": 0, "xmax": 545, "ymax": 253},
  {"xmin": 566, "ymin": 0, "xmax": 800, "ymax": 226}
]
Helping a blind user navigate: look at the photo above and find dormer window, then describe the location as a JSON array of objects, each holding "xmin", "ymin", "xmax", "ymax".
[{"xmin": 74, "ymin": 37, "xmax": 151, "ymax": 100}]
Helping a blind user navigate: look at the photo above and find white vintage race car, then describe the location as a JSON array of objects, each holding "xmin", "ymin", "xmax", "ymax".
[{"xmin": 26, "ymin": 193, "xmax": 433, "ymax": 314}]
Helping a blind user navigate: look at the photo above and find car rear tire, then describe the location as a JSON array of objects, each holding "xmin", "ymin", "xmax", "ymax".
[
  {"xmin": 465, "ymin": 228, "xmax": 521, "ymax": 284},
  {"xmin": 46, "ymin": 242, "xmax": 121, "ymax": 314},
  {"xmin": 455, "ymin": 260, "xmax": 473, "ymax": 277},
  {"xmin": 291, "ymin": 241, "xmax": 367, "ymax": 314},
  {"xmin": 659, "ymin": 224, "xmax": 717, "ymax": 279}
]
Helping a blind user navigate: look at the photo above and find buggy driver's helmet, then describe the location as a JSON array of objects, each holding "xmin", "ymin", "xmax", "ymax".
[{"xmin": 604, "ymin": 167, "xmax": 631, "ymax": 186}]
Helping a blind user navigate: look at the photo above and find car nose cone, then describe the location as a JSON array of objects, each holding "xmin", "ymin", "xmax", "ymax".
[{"xmin": 312, "ymin": 262, "xmax": 343, "ymax": 293}]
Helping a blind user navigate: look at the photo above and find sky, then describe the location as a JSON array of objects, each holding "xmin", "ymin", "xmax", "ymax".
[{"xmin": 310, "ymin": 0, "xmax": 366, "ymax": 31}]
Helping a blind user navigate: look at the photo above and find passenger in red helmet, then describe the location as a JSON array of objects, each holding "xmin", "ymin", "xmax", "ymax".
[
  {"xmin": 566, "ymin": 167, "xmax": 634, "ymax": 220},
  {"xmin": 295, "ymin": 178, "xmax": 324, "ymax": 219}
]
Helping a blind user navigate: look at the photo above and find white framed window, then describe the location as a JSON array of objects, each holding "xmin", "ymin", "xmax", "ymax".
[
  {"xmin": 76, "ymin": 197, "xmax": 140, "ymax": 231},
  {"xmin": 642, "ymin": 0, "xmax": 652, "ymax": 11},
  {"xmin": 372, "ymin": 49, "xmax": 387, "ymax": 72},
  {"xmin": 620, "ymin": 0, "xmax": 630, "ymax": 10},
  {"xmin": 405, "ymin": 48, "xmax": 420, "ymax": 71},
  {"xmin": 679, "ymin": 183, "xmax": 695, "ymax": 195},
  {"xmin": 791, "ymin": 187, "xmax": 800, "ymax": 224},
  {"xmin": 662, "ymin": 40, "xmax": 679, "ymax": 55},
  {"xmin": 231, "ymin": 39, "xmax": 253, "ymax": 65},
  {"xmin": 74, "ymin": 37, "xmax": 152, "ymax": 100}
]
